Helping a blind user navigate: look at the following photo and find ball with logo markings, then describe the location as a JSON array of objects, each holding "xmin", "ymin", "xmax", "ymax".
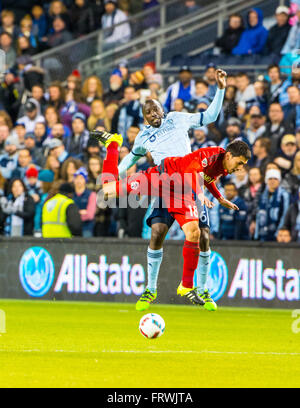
[{"xmin": 139, "ymin": 313, "xmax": 165, "ymax": 339}]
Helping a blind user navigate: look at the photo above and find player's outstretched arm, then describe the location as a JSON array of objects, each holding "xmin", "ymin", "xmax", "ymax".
[
  {"xmin": 118, "ymin": 152, "xmax": 142, "ymax": 179},
  {"xmin": 201, "ymin": 69, "xmax": 226, "ymax": 126}
]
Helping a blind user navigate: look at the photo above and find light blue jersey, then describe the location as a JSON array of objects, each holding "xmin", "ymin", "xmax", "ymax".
[{"xmin": 118, "ymin": 88, "xmax": 225, "ymax": 177}]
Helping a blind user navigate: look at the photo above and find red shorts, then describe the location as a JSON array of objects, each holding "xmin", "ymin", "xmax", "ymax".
[{"xmin": 117, "ymin": 162, "xmax": 199, "ymax": 227}]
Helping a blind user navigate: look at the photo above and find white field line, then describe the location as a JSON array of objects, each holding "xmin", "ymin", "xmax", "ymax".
[{"xmin": 0, "ymin": 349, "xmax": 300, "ymax": 356}]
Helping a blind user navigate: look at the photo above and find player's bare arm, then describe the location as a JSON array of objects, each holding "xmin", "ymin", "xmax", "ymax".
[{"xmin": 215, "ymin": 69, "xmax": 227, "ymax": 89}]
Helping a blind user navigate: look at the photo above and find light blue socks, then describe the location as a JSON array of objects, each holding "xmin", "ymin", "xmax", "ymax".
[
  {"xmin": 146, "ymin": 247, "xmax": 163, "ymax": 293},
  {"xmin": 196, "ymin": 249, "xmax": 211, "ymax": 293}
]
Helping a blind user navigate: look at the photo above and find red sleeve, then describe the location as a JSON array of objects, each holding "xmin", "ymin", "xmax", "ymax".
[{"xmin": 204, "ymin": 181, "xmax": 223, "ymax": 199}]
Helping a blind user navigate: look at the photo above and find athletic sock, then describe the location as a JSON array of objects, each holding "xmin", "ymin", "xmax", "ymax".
[
  {"xmin": 101, "ymin": 141, "xmax": 119, "ymax": 184},
  {"xmin": 182, "ymin": 240, "xmax": 200, "ymax": 288},
  {"xmin": 196, "ymin": 249, "xmax": 211, "ymax": 293},
  {"xmin": 146, "ymin": 247, "xmax": 163, "ymax": 293}
]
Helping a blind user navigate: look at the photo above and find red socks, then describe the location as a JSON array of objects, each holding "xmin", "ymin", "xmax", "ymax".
[
  {"xmin": 101, "ymin": 142, "xmax": 119, "ymax": 185},
  {"xmin": 182, "ymin": 240, "xmax": 200, "ymax": 288}
]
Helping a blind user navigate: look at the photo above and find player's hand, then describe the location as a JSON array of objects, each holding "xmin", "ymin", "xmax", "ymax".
[
  {"xmin": 204, "ymin": 196, "xmax": 214, "ymax": 209},
  {"xmin": 218, "ymin": 197, "xmax": 239, "ymax": 211},
  {"xmin": 215, "ymin": 69, "xmax": 227, "ymax": 90}
]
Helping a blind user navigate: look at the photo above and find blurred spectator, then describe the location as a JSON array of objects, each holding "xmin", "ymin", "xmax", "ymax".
[
  {"xmin": 33, "ymin": 122, "xmax": 47, "ymax": 147},
  {"xmin": 73, "ymin": 166, "xmax": 96, "ymax": 237},
  {"xmin": 44, "ymin": 153, "xmax": 61, "ymax": 180},
  {"xmin": 13, "ymin": 122, "xmax": 26, "ymax": 146},
  {"xmin": 0, "ymin": 124, "xmax": 10, "ymax": 153},
  {"xmin": 111, "ymin": 85, "xmax": 143, "ymax": 136},
  {"xmin": 129, "ymin": 70, "xmax": 147, "ymax": 90},
  {"xmin": 0, "ymin": 73, "xmax": 20, "ymax": 123},
  {"xmin": 203, "ymin": 63, "xmax": 218, "ymax": 98},
  {"xmin": 217, "ymin": 182, "xmax": 248, "ymax": 240},
  {"xmin": 222, "ymin": 85, "xmax": 237, "ymax": 120},
  {"xmin": 0, "ymin": 178, "xmax": 35, "ymax": 236},
  {"xmin": 250, "ymin": 137, "xmax": 271, "ymax": 176},
  {"xmin": 48, "ymin": 0, "xmax": 71, "ymax": 31},
  {"xmin": 164, "ymin": 66, "xmax": 195, "ymax": 112},
  {"xmin": 0, "ymin": 32, "xmax": 16, "ymax": 70},
  {"xmin": 19, "ymin": 15, "xmax": 38, "ymax": 50},
  {"xmin": 44, "ymin": 106, "xmax": 60, "ymax": 136},
  {"xmin": 142, "ymin": 0, "xmax": 160, "ymax": 33},
  {"xmin": 42, "ymin": 182, "xmax": 82, "ymax": 238},
  {"xmin": 17, "ymin": 99, "xmax": 45, "ymax": 133},
  {"xmin": 105, "ymin": 103, "xmax": 119, "ymax": 131},
  {"xmin": 283, "ymin": 187, "xmax": 300, "ymax": 241},
  {"xmin": 117, "ymin": 60, "xmax": 130, "ymax": 87},
  {"xmin": 245, "ymin": 113, "xmax": 266, "ymax": 145},
  {"xmin": 23, "ymin": 132, "xmax": 45, "ymax": 167},
  {"xmin": 0, "ymin": 136, "xmax": 19, "ymax": 179},
  {"xmin": 190, "ymin": 127, "xmax": 215, "ymax": 151},
  {"xmin": 276, "ymin": 227, "xmax": 292, "ymax": 243},
  {"xmin": 31, "ymin": 84, "xmax": 47, "ymax": 115},
  {"xmin": 274, "ymin": 134, "xmax": 298, "ymax": 177},
  {"xmin": 215, "ymin": 13, "xmax": 244, "ymax": 55},
  {"xmin": 281, "ymin": 151, "xmax": 300, "ymax": 201},
  {"xmin": 263, "ymin": 6, "xmax": 291, "ymax": 58},
  {"xmin": 33, "ymin": 169, "xmax": 54, "ymax": 235},
  {"xmin": 230, "ymin": 165, "xmax": 249, "ymax": 196},
  {"xmin": 235, "ymin": 72, "xmax": 256, "ymax": 105},
  {"xmin": 242, "ymin": 167, "xmax": 263, "ymax": 236},
  {"xmin": 0, "ymin": 10, "xmax": 20, "ymax": 41},
  {"xmin": 87, "ymin": 100, "xmax": 109, "ymax": 131},
  {"xmin": 48, "ymin": 138, "xmax": 70, "ymax": 166},
  {"xmin": 219, "ymin": 118, "xmax": 249, "ymax": 149},
  {"xmin": 147, "ymin": 74, "xmax": 165, "ymax": 105},
  {"xmin": 232, "ymin": 8, "xmax": 268, "ymax": 55},
  {"xmin": 189, "ymin": 79, "xmax": 210, "ymax": 111},
  {"xmin": 24, "ymin": 166, "xmax": 42, "ymax": 204},
  {"xmin": 48, "ymin": 81, "xmax": 66, "ymax": 111},
  {"xmin": 16, "ymin": 36, "xmax": 36, "ymax": 57},
  {"xmin": 282, "ymin": 86, "xmax": 300, "ymax": 130},
  {"xmin": 252, "ymin": 80, "xmax": 268, "ymax": 115},
  {"xmin": 254, "ymin": 169, "xmax": 290, "ymax": 241},
  {"xmin": 103, "ymin": 70, "xmax": 125, "ymax": 105},
  {"xmin": 262, "ymin": 102, "xmax": 290, "ymax": 156},
  {"xmin": 86, "ymin": 155, "xmax": 102, "ymax": 191},
  {"xmin": 11, "ymin": 148, "xmax": 37, "ymax": 179},
  {"xmin": 101, "ymin": 0, "xmax": 131, "ymax": 50},
  {"xmin": 173, "ymin": 98, "xmax": 186, "ymax": 112},
  {"xmin": 65, "ymin": 72, "xmax": 83, "ymax": 104},
  {"xmin": 31, "ymin": 5, "xmax": 48, "ymax": 42},
  {"xmin": 281, "ymin": 6, "xmax": 300, "ymax": 55},
  {"xmin": 267, "ymin": 65, "xmax": 284, "ymax": 104},
  {"xmin": 45, "ymin": 15, "xmax": 73, "ymax": 48},
  {"xmin": 70, "ymin": 0, "xmax": 94, "ymax": 37},
  {"xmin": 82, "ymin": 75, "xmax": 104, "ymax": 105},
  {"xmin": 65, "ymin": 112, "xmax": 89, "ymax": 158},
  {"xmin": 60, "ymin": 157, "xmax": 84, "ymax": 183}
]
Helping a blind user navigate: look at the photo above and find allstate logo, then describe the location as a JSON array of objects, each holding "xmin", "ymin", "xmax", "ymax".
[
  {"xmin": 19, "ymin": 247, "xmax": 55, "ymax": 297},
  {"xmin": 207, "ymin": 251, "xmax": 228, "ymax": 301}
]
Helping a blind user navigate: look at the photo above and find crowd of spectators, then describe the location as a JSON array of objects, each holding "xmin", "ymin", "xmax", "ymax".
[{"xmin": 0, "ymin": 1, "xmax": 299, "ymax": 243}]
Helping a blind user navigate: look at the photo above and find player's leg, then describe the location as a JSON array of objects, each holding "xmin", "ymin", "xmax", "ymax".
[
  {"xmin": 136, "ymin": 199, "xmax": 174, "ymax": 311},
  {"xmin": 175, "ymin": 217, "xmax": 205, "ymax": 306},
  {"xmin": 195, "ymin": 204, "xmax": 217, "ymax": 311}
]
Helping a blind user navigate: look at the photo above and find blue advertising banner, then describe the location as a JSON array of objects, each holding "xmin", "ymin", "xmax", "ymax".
[{"xmin": 0, "ymin": 237, "xmax": 299, "ymax": 308}]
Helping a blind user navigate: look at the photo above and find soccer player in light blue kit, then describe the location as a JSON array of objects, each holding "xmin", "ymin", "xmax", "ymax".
[{"xmin": 118, "ymin": 68, "xmax": 227, "ymax": 311}]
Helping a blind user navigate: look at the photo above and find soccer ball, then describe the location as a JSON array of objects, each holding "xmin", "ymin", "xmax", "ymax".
[{"xmin": 139, "ymin": 313, "xmax": 165, "ymax": 339}]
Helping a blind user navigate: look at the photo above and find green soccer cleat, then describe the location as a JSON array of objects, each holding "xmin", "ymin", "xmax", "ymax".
[
  {"xmin": 90, "ymin": 130, "xmax": 123, "ymax": 148},
  {"xmin": 198, "ymin": 289, "xmax": 217, "ymax": 311},
  {"xmin": 136, "ymin": 289, "xmax": 157, "ymax": 311},
  {"xmin": 177, "ymin": 282, "xmax": 205, "ymax": 306}
]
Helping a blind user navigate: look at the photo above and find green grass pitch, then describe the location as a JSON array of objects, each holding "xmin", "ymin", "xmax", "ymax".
[{"xmin": 0, "ymin": 299, "xmax": 300, "ymax": 388}]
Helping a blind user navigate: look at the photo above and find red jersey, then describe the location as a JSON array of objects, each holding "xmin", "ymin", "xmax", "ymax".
[{"xmin": 163, "ymin": 146, "xmax": 228, "ymax": 199}]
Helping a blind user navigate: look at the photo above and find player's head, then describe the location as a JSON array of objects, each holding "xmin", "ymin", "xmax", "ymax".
[
  {"xmin": 142, "ymin": 99, "xmax": 164, "ymax": 128},
  {"xmin": 224, "ymin": 141, "xmax": 251, "ymax": 174}
]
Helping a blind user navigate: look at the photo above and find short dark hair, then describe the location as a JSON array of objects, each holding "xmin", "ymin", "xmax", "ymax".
[
  {"xmin": 255, "ymin": 137, "xmax": 271, "ymax": 153},
  {"xmin": 224, "ymin": 181, "xmax": 237, "ymax": 190},
  {"xmin": 226, "ymin": 140, "xmax": 251, "ymax": 160},
  {"xmin": 196, "ymin": 78, "xmax": 209, "ymax": 87},
  {"xmin": 267, "ymin": 64, "xmax": 280, "ymax": 73}
]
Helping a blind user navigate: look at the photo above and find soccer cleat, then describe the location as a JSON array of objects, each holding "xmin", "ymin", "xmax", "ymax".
[
  {"xmin": 177, "ymin": 283, "xmax": 205, "ymax": 306},
  {"xmin": 136, "ymin": 289, "xmax": 157, "ymax": 311},
  {"xmin": 198, "ymin": 289, "xmax": 218, "ymax": 311},
  {"xmin": 90, "ymin": 130, "xmax": 123, "ymax": 148}
]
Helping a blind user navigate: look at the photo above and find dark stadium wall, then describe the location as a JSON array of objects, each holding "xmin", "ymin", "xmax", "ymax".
[{"xmin": 0, "ymin": 237, "xmax": 299, "ymax": 308}]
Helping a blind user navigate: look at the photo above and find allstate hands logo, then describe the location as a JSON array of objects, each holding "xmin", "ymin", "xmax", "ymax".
[
  {"xmin": 206, "ymin": 251, "xmax": 228, "ymax": 301},
  {"xmin": 19, "ymin": 247, "xmax": 55, "ymax": 297}
]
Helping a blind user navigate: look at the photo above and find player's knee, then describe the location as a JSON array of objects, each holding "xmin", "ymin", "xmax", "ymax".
[
  {"xmin": 150, "ymin": 223, "xmax": 168, "ymax": 248},
  {"xmin": 200, "ymin": 227, "xmax": 210, "ymax": 251},
  {"xmin": 184, "ymin": 222, "xmax": 200, "ymax": 242}
]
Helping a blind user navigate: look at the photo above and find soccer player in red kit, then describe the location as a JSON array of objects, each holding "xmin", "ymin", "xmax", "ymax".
[{"xmin": 92, "ymin": 130, "xmax": 251, "ymax": 305}]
